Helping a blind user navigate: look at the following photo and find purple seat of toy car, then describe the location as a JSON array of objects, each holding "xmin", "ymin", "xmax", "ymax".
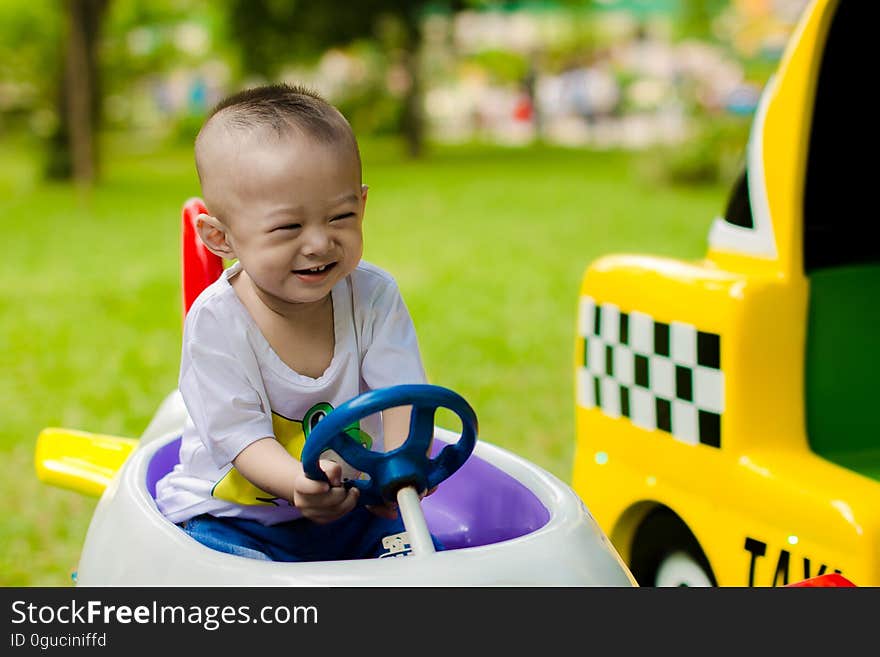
[{"xmin": 146, "ymin": 437, "xmax": 550, "ymax": 549}]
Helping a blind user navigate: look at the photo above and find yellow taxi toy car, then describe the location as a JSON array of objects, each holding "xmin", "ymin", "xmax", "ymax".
[{"xmin": 571, "ymin": 0, "xmax": 877, "ymax": 586}]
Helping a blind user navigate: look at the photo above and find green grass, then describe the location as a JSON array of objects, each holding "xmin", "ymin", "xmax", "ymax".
[{"xmin": 0, "ymin": 134, "xmax": 725, "ymax": 585}]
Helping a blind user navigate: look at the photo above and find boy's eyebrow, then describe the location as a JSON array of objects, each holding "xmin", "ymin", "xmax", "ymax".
[
  {"xmin": 264, "ymin": 192, "xmax": 361, "ymax": 218},
  {"xmin": 334, "ymin": 192, "xmax": 361, "ymax": 204}
]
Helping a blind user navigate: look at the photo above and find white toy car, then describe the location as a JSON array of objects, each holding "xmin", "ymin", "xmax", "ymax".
[{"xmin": 36, "ymin": 384, "xmax": 636, "ymax": 586}]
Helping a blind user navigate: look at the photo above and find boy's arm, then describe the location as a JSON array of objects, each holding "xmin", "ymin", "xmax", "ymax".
[
  {"xmin": 232, "ymin": 438, "xmax": 358, "ymax": 524},
  {"xmin": 381, "ymin": 406, "xmax": 413, "ymax": 451},
  {"xmin": 181, "ymin": 304, "xmax": 357, "ymax": 524}
]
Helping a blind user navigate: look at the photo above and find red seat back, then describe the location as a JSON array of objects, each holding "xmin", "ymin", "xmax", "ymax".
[{"xmin": 181, "ymin": 198, "xmax": 223, "ymax": 316}]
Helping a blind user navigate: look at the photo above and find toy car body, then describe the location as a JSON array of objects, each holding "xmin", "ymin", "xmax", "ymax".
[
  {"xmin": 37, "ymin": 390, "xmax": 635, "ymax": 586},
  {"xmin": 571, "ymin": 0, "xmax": 877, "ymax": 586}
]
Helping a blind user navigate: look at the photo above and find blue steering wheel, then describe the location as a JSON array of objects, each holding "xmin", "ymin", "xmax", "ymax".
[{"xmin": 301, "ymin": 384, "xmax": 478, "ymax": 506}]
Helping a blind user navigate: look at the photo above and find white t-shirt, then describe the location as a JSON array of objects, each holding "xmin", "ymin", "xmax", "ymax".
[{"xmin": 155, "ymin": 260, "xmax": 427, "ymax": 525}]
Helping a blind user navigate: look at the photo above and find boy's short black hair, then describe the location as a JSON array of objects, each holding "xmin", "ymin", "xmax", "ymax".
[
  {"xmin": 194, "ymin": 83, "xmax": 360, "ymax": 194},
  {"xmin": 205, "ymin": 83, "xmax": 355, "ymax": 146}
]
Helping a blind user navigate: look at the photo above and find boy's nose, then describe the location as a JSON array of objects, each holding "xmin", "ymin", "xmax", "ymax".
[{"xmin": 301, "ymin": 227, "xmax": 331, "ymax": 255}]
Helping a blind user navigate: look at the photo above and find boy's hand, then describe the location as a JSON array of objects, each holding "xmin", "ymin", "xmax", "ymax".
[{"xmin": 291, "ymin": 459, "xmax": 358, "ymax": 524}]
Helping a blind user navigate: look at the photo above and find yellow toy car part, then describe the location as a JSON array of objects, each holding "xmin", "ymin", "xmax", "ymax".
[{"xmin": 35, "ymin": 428, "xmax": 138, "ymax": 498}]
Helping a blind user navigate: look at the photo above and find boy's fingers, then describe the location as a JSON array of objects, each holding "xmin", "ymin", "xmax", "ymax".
[
  {"xmin": 309, "ymin": 488, "xmax": 358, "ymax": 524},
  {"xmin": 318, "ymin": 459, "xmax": 344, "ymax": 487},
  {"xmin": 341, "ymin": 487, "xmax": 359, "ymax": 513},
  {"xmin": 295, "ymin": 476, "xmax": 330, "ymax": 495},
  {"xmin": 303, "ymin": 485, "xmax": 346, "ymax": 506},
  {"xmin": 324, "ymin": 487, "xmax": 357, "ymax": 516}
]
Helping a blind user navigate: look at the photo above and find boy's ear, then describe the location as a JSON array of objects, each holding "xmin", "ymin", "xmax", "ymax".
[
  {"xmin": 196, "ymin": 213, "xmax": 235, "ymax": 259},
  {"xmin": 361, "ymin": 184, "xmax": 369, "ymax": 206}
]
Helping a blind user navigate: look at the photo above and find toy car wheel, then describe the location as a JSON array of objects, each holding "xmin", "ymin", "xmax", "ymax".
[{"xmin": 654, "ymin": 551, "xmax": 713, "ymax": 587}]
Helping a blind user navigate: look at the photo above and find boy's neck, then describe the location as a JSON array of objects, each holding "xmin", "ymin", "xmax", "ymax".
[{"xmin": 232, "ymin": 270, "xmax": 336, "ymax": 378}]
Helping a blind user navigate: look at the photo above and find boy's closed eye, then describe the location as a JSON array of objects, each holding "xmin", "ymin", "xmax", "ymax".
[{"xmin": 273, "ymin": 213, "xmax": 353, "ymax": 231}]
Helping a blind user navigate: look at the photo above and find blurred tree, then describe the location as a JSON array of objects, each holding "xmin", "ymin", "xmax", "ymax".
[
  {"xmin": 227, "ymin": 0, "xmax": 469, "ymax": 158},
  {"xmin": 99, "ymin": 0, "xmax": 234, "ymax": 145},
  {"xmin": 47, "ymin": 0, "xmax": 109, "ymax": 183},
  {"xmin": 0, "ymin": 5, "xmax": 61, "ymax": 101},
  {"xmin": 0, "ymin": 2, "xmax": 61, "ymax": 161}
]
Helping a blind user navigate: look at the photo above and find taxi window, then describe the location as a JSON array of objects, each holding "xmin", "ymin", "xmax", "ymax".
[
  {"xmin": 803, "ymin": 2, "xmax": 876, "ymax": 272},
  {"xmin": 721, "ymin": 168, "xmax": 753, "ymax": 230}
]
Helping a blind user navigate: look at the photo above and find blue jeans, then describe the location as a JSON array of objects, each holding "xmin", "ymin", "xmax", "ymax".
[{"xmin": 180, "ymin": 507, "xmax": 443, "ymax": 562}]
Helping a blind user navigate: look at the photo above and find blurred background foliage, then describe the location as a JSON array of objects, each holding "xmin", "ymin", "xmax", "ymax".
[{"xmin": 1, "ymin": 0, "xmax": 808, "ymax": 186}]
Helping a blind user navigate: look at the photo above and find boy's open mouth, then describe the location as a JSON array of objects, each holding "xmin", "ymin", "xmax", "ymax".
[{"xmin": 292, "ymin": 262, "xmax": 336, "ymax": 276}]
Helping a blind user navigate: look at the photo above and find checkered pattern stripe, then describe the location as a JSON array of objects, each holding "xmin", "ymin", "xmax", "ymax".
[{"xmin": 577, "ymin": 297, "xmax": 725, "ymax": 448}]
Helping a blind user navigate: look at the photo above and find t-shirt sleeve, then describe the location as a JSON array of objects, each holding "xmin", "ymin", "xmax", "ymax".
[
  {"xmin": 360, "ymin": 276, "xmax": 428, "ymax": 390},
  {"xmin": 179, "ymin": 305, "xmax": 275, "ymax": 468}
]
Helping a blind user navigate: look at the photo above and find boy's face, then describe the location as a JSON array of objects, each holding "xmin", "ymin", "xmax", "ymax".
[{"xmin": 206, "ymin": 131, "xmax": 365, "ymax": 310}]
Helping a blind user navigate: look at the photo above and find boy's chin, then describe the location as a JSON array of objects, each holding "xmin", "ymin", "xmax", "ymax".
[{"xmin": 284, "ymin": 292, "xmax": 331, "ymax": 306}]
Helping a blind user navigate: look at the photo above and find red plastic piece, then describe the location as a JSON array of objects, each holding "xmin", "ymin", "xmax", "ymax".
[
  {"xmin": 181, "ymin": 197, "xmax": 223, "ymax": 317},
  {"xmin": 786, "ymin": 573, "xmax": 857, "ymax": 587}
]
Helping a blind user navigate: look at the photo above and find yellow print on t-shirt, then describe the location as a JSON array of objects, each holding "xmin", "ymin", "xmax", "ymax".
[{"xmin": 210, "ymin": 402, "xmax": 373, "ymax": 506}]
